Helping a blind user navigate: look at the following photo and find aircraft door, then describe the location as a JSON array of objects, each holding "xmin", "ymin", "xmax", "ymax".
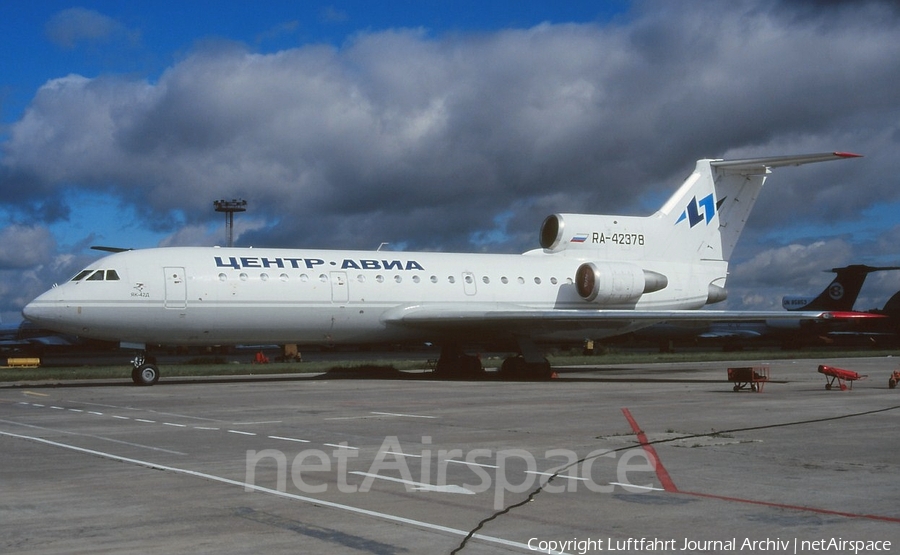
[
  {"xmin": 331, "ymin": 271, "xmax": 349, "ymax": 303},
  {"xmin": 164, "ymin": 267, "xmax": 187, "ymax": 309},
  {"xmin": 462, "ymin": 272, "xmax": 477, "ymax": 296}
]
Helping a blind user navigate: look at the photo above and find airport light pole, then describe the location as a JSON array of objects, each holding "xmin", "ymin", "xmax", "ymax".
[{"xmin": 213, "ymin": 198, "xmax": 247, "ymax": 248}]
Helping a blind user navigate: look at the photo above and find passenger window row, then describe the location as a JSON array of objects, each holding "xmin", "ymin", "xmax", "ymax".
[
  {"xmin": 69, "ymin": 269, "xmax": 571, "ymax": 286},
  {"xmin": 217, "ymin": 272, "xmax": 572, "ymax": 286}
]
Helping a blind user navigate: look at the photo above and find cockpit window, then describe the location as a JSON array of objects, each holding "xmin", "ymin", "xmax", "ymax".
[
  {"xmin": 71, "ymin": 270, "xmax": 92, "ymax": 281},
  {"xmin": 71, "ymin": 269, "xmax": 121, "ymax": 282}
]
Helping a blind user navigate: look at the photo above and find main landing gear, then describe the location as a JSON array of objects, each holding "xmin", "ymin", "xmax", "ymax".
[
  {"xmin": 433, "ymin": 342, "xmax": 555, "ymax": 381},
  {"xmin": 497, "ymin": 355, "xmax": 554, "ymax": 380},
  {"xmin": 131, "ymin": 353, "xmax": 160, "ymax": 386},
  {"xmin": 497, "ymin": 335, "xmax": 555, "ymax": 380},
  {"xmin": 433, "ymin": 344, "xmax": 485, "ymax": 379}
]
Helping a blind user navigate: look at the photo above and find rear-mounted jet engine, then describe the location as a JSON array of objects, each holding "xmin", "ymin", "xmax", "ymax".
[{"xmin": 574, "ymin": 262, "xmax": 668, "ymax": 304}]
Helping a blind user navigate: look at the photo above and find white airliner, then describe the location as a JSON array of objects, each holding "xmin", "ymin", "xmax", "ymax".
[{"xmin": 23, "ymin": 152, "xmax": 863, "ymax": 385}]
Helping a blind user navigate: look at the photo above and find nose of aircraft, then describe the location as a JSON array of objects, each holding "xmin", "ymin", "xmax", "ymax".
[
  {"xmin": 22, "ymin": 287, "xmax": 60, "ymax": 328},
  {"xmin": 23, "ymin": 284, "xmax": 104, "ymax": 340}
]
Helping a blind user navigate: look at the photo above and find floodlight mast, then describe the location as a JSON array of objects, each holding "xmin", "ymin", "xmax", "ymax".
[{"xmin": 213, "ymin": 199, "xmax": 247, "ymax": 247}]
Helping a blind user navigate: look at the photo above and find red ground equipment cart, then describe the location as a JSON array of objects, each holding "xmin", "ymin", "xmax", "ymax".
[
  {"xmin": 727, "ymin": 366, "xmax": 769, "ymax": 392},
  {"xmin": 889, "ymin": 371, "xmax": 900, "ymax": 390},
  {"xmin": 817, "ymin": 365, "xmax": 867, "ymax": 391}
]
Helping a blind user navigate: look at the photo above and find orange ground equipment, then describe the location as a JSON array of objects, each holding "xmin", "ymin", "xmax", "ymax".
[
  {"xmin": 889, "ymin": 371, "xmax": 900, "ymax": 389},
  {"xmin": 817, "ymin": 364, "xmax": 867, "ymax": 390},
  {"xmin": 727, "ymin": 366, "xmax": 769, "ymax": 392}
]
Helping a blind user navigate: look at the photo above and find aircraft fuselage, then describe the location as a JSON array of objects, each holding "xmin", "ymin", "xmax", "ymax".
[{"xmin": 23, "ymin": 246, "xmax": 713, "ymax": 347}]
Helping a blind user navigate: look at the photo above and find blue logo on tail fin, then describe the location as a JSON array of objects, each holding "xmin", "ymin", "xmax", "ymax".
[{"xmin": 675, "ymin": 193, "xmax": 715, "ymax": 227}]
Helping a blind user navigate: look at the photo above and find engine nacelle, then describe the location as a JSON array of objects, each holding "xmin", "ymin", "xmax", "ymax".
[
  {"xmin": 542, "ymin": 213, "xmax": 609, "ymax": 252},
  {"xmin": 575, "ymin": 262, "xmax": 668, "ymax": 305},
  {"xmin": 540, "ymin": 214, "xmax": 569, "ymax": 251},
  {"xmin": 540, "ymin": 213, "xmax": 646, "ymax": 253}
]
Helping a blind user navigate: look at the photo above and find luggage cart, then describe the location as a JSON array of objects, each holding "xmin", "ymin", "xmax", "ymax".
[
  {"xmin": 817, "ymin": 364, "xmax": 867, "ymax": 390},
  {"xmin": 727, "ymin": 366, "xmax": 769, "ymax": 392}
]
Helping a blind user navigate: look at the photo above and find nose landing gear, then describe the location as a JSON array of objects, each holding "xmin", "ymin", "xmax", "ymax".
[{"xmin": 131, "ymin": 353, "xmax": 160, "ymax": 386}]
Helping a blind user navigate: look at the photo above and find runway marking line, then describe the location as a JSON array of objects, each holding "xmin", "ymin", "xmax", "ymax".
[
  {"xmin": 325, "ymin": 443, "xmax": 359, "ymax": 450},
  {"xmin": 13, "ymin": 402, "xmax": 372, "ymax": 454},
  {"xmin": 0, "ymin": 419, "xmax": 187, "ymax": 456},
  {"xmin": 526, "ymin": 470, "xmax": 590, "ymax": 482},
  {"xmin": 349, "ymin": 471, "xmax": 475, "ymax": 494},
  {"xmin": 0, "ymin": 430, "xmax": 534, "ymax": 553},
  {"xmin": 268, "ymin": 435, "xmax": 310, "ymax": 443},
  {"xmin": 608, "ymin": 482, "xmax": 664, "ymax": 491},
  {"xmin": 390, "ymin": 450, "xmax": 594, "ymax": 481},
  {"xmin": 446, "ymin": 458, "xmax": 498, "ymax": 470},
  {"xmin": 14, "ymin": 403, "xmax": 267, "ymax": 437},
  {"xmin": 324, "ymin": 412, "xmax": 436, "ymax": 421},
  {"xmin": 385, "ymin": 451, "xmax": 502, "ymax": 471},
  {"xmin": 369, "ymin": 411, "xmax": 437, "ymax": 419},
  {"xmin": 620, "ymin": 407, "xmax": 900, "ymax": 524}
]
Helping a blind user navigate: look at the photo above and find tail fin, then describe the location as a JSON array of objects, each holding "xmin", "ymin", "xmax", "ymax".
[
  {"xmin": 653, "ymin": 152, "xmax": 862, "ymax": 263},
  {"xmin": 537, "ymin": 152, "xmax": 861, "ymax": 266},
  {"xmin": 783, "ymin": 264, "xmax": 900, "ymax": 311},
  {"xmin": 881, "ymin": 290, "xmax": 900, "ymax": 313}
]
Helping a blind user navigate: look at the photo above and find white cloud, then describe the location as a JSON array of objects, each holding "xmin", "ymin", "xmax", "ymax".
[{"xmin": 0, "ymin": 225, "xmax": 56, "ymax": 268}]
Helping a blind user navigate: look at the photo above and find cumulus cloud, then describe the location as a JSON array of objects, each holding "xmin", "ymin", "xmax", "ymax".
[
  {"xmin": 0, "ymin": 228, "xmax": 90, "ymax": 317},
  {"xmin": 0, "ymin": 225, "xmax": 56, "ymax": 269},
  {"xmin": 3, "ymin": 0, "xmax": 900, "ymax": 316},
  {"xmin": 730, "ymin": 240, "xmax": 855, "ymax": 309}
]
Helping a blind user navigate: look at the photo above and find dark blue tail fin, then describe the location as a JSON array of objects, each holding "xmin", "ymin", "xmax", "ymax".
[{"xmin": 783, "ymin": 264, "xmax": 900, "ymax": 311}]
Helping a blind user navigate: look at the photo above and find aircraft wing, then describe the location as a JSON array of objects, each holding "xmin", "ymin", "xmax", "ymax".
[{"xmin": 382, "ymin": 303, "xmax": 856, "ymax": 337}]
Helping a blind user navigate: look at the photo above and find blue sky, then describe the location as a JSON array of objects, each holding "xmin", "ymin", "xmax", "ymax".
[
  {"xmin": 2, "ymin": 1, "xmax": 900, "ymax": 323},
  {"xmin": 0, "ymin": 1, "xmax": 630, "ymax": 125}
]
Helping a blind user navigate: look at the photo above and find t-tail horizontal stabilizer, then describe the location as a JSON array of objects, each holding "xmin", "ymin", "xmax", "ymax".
[{"xmin": 648, "ymin": 152, "xmax": 862, "ymax": 266}]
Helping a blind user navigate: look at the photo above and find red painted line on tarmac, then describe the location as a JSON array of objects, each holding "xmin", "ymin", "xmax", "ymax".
[
  {"xmin": 620, "ymin": 407, "xmax": 678, "ymax": 492},
  {"xmin": 620, "ymin": 407, "xmax": 900, "ymax": 524},
  {"xmin": 681, "ymin": 490, "xmax": 900, "ymax": 523}
]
